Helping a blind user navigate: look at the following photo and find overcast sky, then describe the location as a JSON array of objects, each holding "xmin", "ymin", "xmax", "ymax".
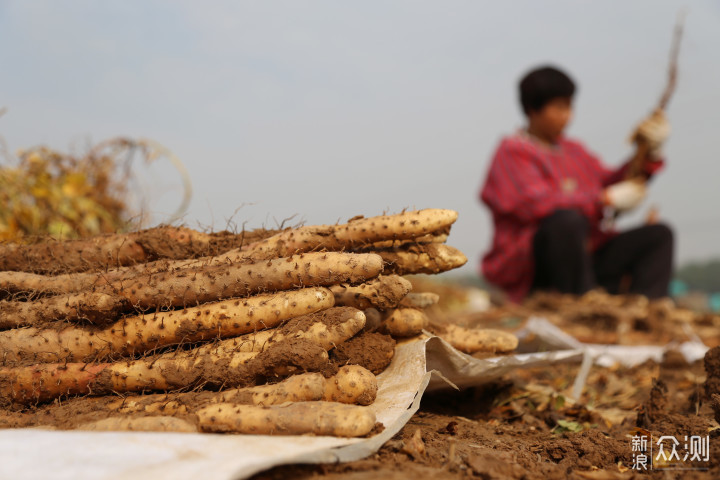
[{"xmin": 1, "ymin": 1, "xmax": 719, "ymax": 274}]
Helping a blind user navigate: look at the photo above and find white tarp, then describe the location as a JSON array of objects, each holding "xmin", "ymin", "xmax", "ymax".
[
  {"xmin": 1, "ymin": 319, "xmax": 704, "ymax": 480},
  {"xmin": 515, "ymin": 316, "xmax": 709, "ymax": 367}
]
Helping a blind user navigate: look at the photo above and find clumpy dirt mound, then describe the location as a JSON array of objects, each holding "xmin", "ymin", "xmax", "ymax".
[
  {"xmin": 712, "ymin": 394, "xmax": 720, "ymax": 424},
  {"xmin": 249, "ymin": 338, "xmax": 332, "ymax": 382},
  {"xmin": 331, "ymin": 332, "xmax": 395, "ymax": 375},
  {"xmin": 704, "ymin": 346, "xmax": 720, "ymax": 397},
  {"xmin": 536, "ymin": 430, "xmax": 628, "ymax": 469},
  {"xmin": 636, "ymin": 378, "xmax": 668, "ymax": 428}
]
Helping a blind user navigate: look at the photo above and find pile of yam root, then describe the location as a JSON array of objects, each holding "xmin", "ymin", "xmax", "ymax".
[{"xmin": 0, "ymin": 209, "xmax": 517, "ymax": 437}]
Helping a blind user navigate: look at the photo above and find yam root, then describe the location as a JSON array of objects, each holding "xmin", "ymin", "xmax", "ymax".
[
  {"xmin": 330, "ymin": 275, "xmax": 411, "ymax": 310},
  {"xmin": 1, "ymin": 338, "xmax": 329, "ymax": 404},
  {"xmin": 399, "ymin": 292, "xmax": 439, "ymax": 309},
  {"xmin": 111, "ymin": 366, "xmax": 375, "ymax": 416},
  {"xmin": 0, "ymin": 251, "xmax": 382, "ymax": 315},
  {"xmin": 27, "ymin": 209, "xmax": 456, "ymax": 278},
  {"xmin": 213, "ymin": 372, "xmax": 326, "ymax": 405},
  {"xmin": 377, "ymin": 244, "xmax": 467, "ymax": 275},
  {"xmin": 0, "ymin": 226, "xmax": 217, "ymax": 274},
  {"xmin": 0, "ymin": 210, "xmax": 453, "ymax": 297},
  {"xmin": 106, "ymin": 251, "xmax": 382, "ymax": 311},
  {"xmin": 437, "ymin": 324, "xmax": 518, "ymax": 354},
  {"xmin": 0, "ymin": 270, "xmax": 96, "ymax": 298},
  {"xmin": 105, "ymin": 373, "xmax": 326, "ymax": 415},
  {"xmin": 197, "ymin": 401, "xmax": 377, "ymax": 437},
  {"xmin": 0, "ymin": 262, "xmax": 168, "ymax": 298},
  {"xmin": 76, "ymin": 415, "xmax": 197, "ymax": 433},
  {"xmin": 0, "ymin": 292, "xmax": 129, "ymax": 329},
  {"xmin": 196, "ymin": 306, "xmax": 366, "ymax": 354},
  {"xmin": 322, "ymin": 365, "xmax": 377, "ymax": 406},
  {"xmin": 365, "ymin": 231, "xmax": 449, "ymax": 250},
  {"xmin": 382, "ymin": 308, "xmax": 428, "ymax": 337},
  {"xmin": 0, "ymin": 253, "xmax": 239, "ymax": 298},
  {"xmin": 238, "ymin": 209, "xmax": 458, "ymax": 259},
  {"xmin": 0, "ymin": 287, "xmax": 334, "ymax": 365}
]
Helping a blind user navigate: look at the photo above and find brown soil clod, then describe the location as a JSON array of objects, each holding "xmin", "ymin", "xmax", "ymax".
[
  {"xmin": 703, "ymin": 345, "xmax": 720, "ymax": 398},
  {"xmin": 331, "ymin": 332, "xmax": 396, "ymax": 375},
  {"xmin": 636, "ymin": 378, "xmax": 668, "ymax": 428}
]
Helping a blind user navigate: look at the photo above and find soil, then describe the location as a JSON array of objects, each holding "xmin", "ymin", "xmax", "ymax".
[
  {"xmin": 704, "ymin": 346, "xmax": 720, "ymax": 397},
  {"xmin": 331, "ymin": 332, "xmax": 396, "ymax": 375},
  {"xmin": 254, "ymin": 349, "xmax": 719, "ymax": 480}
]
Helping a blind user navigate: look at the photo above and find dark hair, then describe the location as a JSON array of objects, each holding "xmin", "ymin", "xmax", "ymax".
[{"xmin": 519, "ymin": 66, "xmax": 576, "ymax": 114}]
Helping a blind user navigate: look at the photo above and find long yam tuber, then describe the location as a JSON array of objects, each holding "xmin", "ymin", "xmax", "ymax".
[
  {"xmin": 109, "ymin": 373, "xmax": 328, "ymax": 415},
  {"xmin": 0, "ymin": 287, "xmax": 334, "ymax": 365},
  {"xmin": 197, "ymin": 401, "xmax": 377, "ymax": 437},
  {"xmin": 0, "ymin": 292, "xmax": 129, "ymax": 329},
  {"xmin": 195, "ymin": 306, "xmax": 366, "ymax": 355},
  {"xmin": 0, "ymin": 226, "xmax": 217, "ymax": 274},
  {"xmin": 77, "ymin": 415, "xmax": 197, "ymax": 432},
  {"xmin": 236, "ymin": 209, "xmax": 458, "ymax": 260},
  {"xmin": 1, "ymin": 338, "xmax": 329, "ymax": 404}
]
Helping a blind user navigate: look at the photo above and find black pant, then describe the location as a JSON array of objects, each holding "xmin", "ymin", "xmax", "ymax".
[{"xmin": 532, "ymin": 209, "xmax": 673, "ymax": 299}]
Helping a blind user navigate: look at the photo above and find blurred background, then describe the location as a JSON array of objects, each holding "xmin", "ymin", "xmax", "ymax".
[{"xmin": 1, "ymin": 0, "xmax": 718, "ymax": 303}]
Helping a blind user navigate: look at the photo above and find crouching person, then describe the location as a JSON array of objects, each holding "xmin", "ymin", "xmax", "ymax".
[{"xmin": 479, "ymin": 65, "xmax": 673, "ymax": 302}]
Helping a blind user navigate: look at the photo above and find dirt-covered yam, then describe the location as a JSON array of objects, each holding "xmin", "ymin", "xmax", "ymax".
[
  {"xmin": 330, "ymin": 275, "xmax": 412, "ymax": 310},
  {"xmin": 0, "ymin": 226, "xmax": 218, "ymax": 274},
  {"xmin": 239, "ymin": 209, "xmax": 458, "ymax": 259},
  {"xmin": 0, "ymin": 292, "xmax": 129, "ymax": 329},
  {"xmin": 200, "ymin": 306, "xmax": 365, "ymax": 355},
  {"xmin": 197, "ymin": 401, "xmax": 377, "ymax": 437},
  {"xmin": 0, "ymin": 287, "xmax": 334, "ymax": 365},
  {"xmin": 107, "ymin": 251, "xmax": 382, "ymax": 310},
  {"xmin": 378, "ymin": 244, "xmax": 467, "ymax": 275},
  {"xmin": 110, "ymin": 373, "xmax": 327, "ymax": 415},
  {"xmin": 1, "ymin": 338, "xmax": 330, "ymax": 405}
]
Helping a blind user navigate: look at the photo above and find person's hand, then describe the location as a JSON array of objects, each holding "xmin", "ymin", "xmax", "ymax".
[
  {"xmin": 603, "ymin": 180, "xmax": 647, "ymax": 212},
  {"xmin": 631, "ymin": 109, "xmax": 670, "ymax": 156}
]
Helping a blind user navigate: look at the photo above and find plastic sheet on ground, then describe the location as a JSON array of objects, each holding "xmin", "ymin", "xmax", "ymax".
[
  {"xmin": 0, "ymin": 334, "xmax": 583, "ymax": 480},
  {"xmin": 515, "ymin": 316, "xmax": 709, "ymax": 367}
]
